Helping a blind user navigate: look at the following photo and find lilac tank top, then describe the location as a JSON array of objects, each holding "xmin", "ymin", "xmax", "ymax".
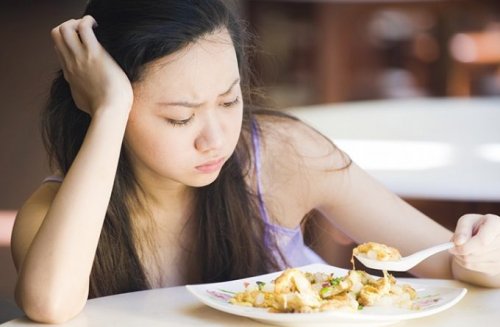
[
  {"xmin": 43, "ymin": 122, "xmax": 326, "ymax": 269},
  {"xmin": 251, "ymin": 120, "xmax": 325, "ymax": 269}
]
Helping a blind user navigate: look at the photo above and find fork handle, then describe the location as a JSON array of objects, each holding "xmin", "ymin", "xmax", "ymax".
[{"xmin": 410, "ymin": 242, "xmax": 455, "ymax": 259}]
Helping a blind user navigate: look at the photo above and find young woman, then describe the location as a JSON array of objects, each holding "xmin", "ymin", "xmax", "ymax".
[{"xmin": 11, "ymin": 0, "xmax": 500, "ymax": 323}]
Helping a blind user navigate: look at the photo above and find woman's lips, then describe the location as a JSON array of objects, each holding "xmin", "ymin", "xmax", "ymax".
[{"xmin": 195, "ymin": 157, "xmax": 225, "ymax": 173}]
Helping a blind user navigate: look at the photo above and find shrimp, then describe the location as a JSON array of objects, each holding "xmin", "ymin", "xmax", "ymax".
[{"xmin": 274, "ymin": 268, "xmax": 321, "ymax": 310}]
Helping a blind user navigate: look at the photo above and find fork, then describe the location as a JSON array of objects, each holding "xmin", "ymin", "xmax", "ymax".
[{"xmin": 354, "ymin": 242, "xmax": 455, "ymax": 271}]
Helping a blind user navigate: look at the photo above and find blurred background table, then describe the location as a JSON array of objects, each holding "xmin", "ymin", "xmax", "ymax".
[
  {"xmin": 287, "ymin": 97, "xmax": 500, "ymax": 201},
  {"xmin": 287, "ymin": 97, "xmax": 500, "ymax": 230}
]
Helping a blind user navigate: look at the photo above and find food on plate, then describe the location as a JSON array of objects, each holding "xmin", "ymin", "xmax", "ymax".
[
  {"xmin": 229, "ymin": 268, "xmax": 416, "ymax": 313},
  {"xmin": 230, "ymin": 243, "xmax": 416, "ymax": 313}
]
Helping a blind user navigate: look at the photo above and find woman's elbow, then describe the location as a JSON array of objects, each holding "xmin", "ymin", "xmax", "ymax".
[{"xmin": 16, "ymin": 285, "xmax": 85, "ymax": 324}]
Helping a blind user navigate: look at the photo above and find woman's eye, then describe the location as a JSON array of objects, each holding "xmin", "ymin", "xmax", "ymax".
[
  {"xmin": 222, "ymin": 97, "xmax": 240, "ymax": 108},
  {"xmin": 166, "ymin": 115, "xmax": 194, "ymax": 127}
]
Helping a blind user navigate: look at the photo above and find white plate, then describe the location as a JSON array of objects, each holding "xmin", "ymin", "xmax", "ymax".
[{"xmin": 186, "ymin": 263, "xmax": 467, "ymax": 327}]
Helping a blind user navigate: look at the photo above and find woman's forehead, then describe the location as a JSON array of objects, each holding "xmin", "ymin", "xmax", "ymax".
[{"xmin": 135, "ymin": 29, "xmax": 240, "ymax": 100}]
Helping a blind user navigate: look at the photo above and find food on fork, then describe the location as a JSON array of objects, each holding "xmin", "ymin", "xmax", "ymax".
[
  {"xmin": 353, "ymin": 242, "xmax": 402, "ymax": 262},
  {"xmin": 353, "ymin": 241, "xmax": 456, "ymax": 272}
]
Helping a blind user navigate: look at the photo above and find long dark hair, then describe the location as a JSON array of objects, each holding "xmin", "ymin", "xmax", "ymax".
[{"xmin": 42, "ymin": 0, "xmax": 280, "ymax": 298}]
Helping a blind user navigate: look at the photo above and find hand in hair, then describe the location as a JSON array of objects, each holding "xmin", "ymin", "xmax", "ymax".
[{"xmin": 51, "ymin": 15, "xmax": 133, "ymax": 116}]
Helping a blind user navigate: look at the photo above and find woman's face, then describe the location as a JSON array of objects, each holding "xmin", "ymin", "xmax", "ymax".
[{"xmin": 125, "ymin": 29, "xmax": 243, "ymax": 188}]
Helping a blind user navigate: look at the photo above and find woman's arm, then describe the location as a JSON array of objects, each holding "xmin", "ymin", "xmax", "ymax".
[
  {"xmin": 308, "ymin": 137, "xmax": 500, "ymax": 287},
  {"xmin": 257, "ymin": 116, "xmax": 452, "ymax": 278},
  {"xmin": 11, "ymin": 16, "xmax": 133, "ymax": 323},
  {"xmin": 315, "ymin": 162, "xmax": 454, "ymax": 279},
  {"xmin": 306, "ymin": 138, "xmax": 500, "ymax": 287},
  {"xmin": 263, "ymin": 116, "xmax": 500, "ymax": 287}
]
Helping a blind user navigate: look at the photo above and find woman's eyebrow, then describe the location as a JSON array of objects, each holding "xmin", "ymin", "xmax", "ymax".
[
  {"xmin": 159, "ymin": 78, "xmax": 240, "ymax": 108},
  {"xmin": 220, "ymin": 78, "xmax": 240, "ymax": 96}
]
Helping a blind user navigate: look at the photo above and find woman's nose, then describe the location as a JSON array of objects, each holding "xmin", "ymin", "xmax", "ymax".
[{"xmin": 195, "ymin": 116, "xmax": 224, "ymax": 153}]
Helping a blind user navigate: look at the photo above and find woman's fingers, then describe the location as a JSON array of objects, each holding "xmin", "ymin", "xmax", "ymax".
[
  {"xmin": 57, "ymin": 19, "xmax": 83, "ymax": 56},
  {"xmin": 51, "ymin": 16, "xmax": 98, "ymax": 61},
  {"xmin": 49, "ymin": 15, "xmax": 132, "ymax": 115},
  {"xmin": 452, "ymin": 214, "xmax": 482, "ymax": 246},
  {"xmin": 51, "ymin": 25, "xmax": 71, "ymax": 62},
  {"xmin": 451, "ymin": 214, "xmax": 500, "ymax": 275},
  {"xmin": 77, "ymin": 15, "xmax": 99, "ymax": 51},
  {"xmin": 453, "ymin": 214, "xmax": 500, "ymax": 255}
]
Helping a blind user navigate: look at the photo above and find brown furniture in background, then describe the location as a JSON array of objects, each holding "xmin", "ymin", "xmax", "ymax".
[
  {"xmin": 448, "ymin": 28, "xmax": 500, "ymax": 96},
  {"xmin": 245, "ymin": 0, "xmax": 500, "ymax": 107}
]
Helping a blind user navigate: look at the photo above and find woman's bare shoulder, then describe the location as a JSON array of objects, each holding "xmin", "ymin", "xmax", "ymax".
[
  {"xmin": 253, "ymin": 112, "xmax": 352, "ymax": 224},
  {"xmin": 11, "ymin": 182, "xmax": 61, "ymax": 269},
  {"xmin": 255, "ymin": 112, "xmax": 350, "ymax": 171}
]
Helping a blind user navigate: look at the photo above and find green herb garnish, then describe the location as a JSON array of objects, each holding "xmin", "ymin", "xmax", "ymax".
[{"xmin": 330, "ymin": 277, "xmax": 342, "ymax": 286}]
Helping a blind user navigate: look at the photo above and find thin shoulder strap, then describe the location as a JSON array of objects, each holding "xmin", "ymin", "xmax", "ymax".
[
  {"xmin": 251, "ymin": 119, "xmax": 271, "ymax": 225},
  {"xmin": 42, "ymin": 175, "xmax": 63, "ymax": 183}
]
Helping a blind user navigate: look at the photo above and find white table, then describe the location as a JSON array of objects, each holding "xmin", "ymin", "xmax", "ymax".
[
  {"xmin": 2, "ymin": 278, "xmax": 499, "ymax": 326},
  {"xmin": 286, "ymin": 97, "xmax": 500, "ymax": 202}
]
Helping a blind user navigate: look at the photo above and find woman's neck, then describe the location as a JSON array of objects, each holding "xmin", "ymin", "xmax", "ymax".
[
  {"xmin": 133, "ymin": 168, "xmax": 195, "ymax": 212},
  {"xmin": 129, "ymin": 171, "xmax": 197, "ymax": 287}
]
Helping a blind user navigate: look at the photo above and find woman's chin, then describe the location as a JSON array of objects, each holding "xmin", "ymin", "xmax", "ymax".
[{"xmin": 188, "ymin": 172, "xmax": 221, "ymax": 188}]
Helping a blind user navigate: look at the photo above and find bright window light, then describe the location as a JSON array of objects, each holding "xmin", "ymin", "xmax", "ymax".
[
  {"xmin": 335, "ymin": 139, "xmax": 455, "ymax": 171},
  {"xmin": 476, "ymin": 143, "xmax": 500, "ymax": 163}
]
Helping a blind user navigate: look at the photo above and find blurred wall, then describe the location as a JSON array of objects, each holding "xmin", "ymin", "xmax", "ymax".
[
  {"xmin": 0, "ymin": 0, "xmax": 87, "ymax": 210},
  {"xmin": 0, "ymin": 1, "xmax": 87, "ymax": 322}
]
